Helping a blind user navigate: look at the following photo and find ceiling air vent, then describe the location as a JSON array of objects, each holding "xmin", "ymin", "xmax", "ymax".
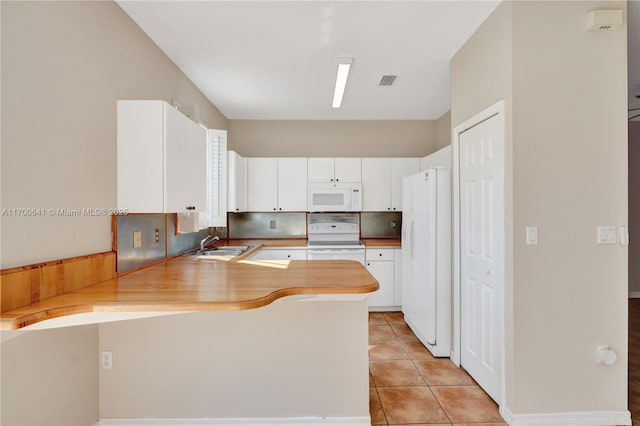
[{"xmin": 379, "ymin": 75, "xmax": 397, "ymax": 86}]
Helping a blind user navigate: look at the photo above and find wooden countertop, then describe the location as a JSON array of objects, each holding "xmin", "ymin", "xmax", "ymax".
[
  {"xmin": 360, "ymin": 239, "xmax": 402, "ymax": 247},
  {"xmin": 0, "ymin": 256, "xmax": 378, "ymax": 330}
]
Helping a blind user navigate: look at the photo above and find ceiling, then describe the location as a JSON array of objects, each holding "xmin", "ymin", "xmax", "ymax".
[{"xmin": 116, "ymin": 1, "xmax": 500, "ymax": 120}]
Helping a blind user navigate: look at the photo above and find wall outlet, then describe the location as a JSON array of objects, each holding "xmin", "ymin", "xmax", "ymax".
[
  {"xmin": 154, "ymin": 228, "xmax": 160, "ymax": 244},
  {"xmin": 101, "ymin": 350, "xmax": 113, "ymax": 369},
  {"xmin": 270, "ymin": 220, "xmax": 276, "ymax": 229},
  {"xmin": 133, "ymin": 231, "xmax": 142, "ymax": 249}
]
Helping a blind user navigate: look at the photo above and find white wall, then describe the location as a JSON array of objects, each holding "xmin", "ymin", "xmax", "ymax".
[
  {"xmin": 99, "ymin": 299, "xmax": 369, "ymax": 420},
  {"xmin": 0, "ymin": 1, "xmax": 227, "ymax": 269},
  {"xmin": 452, "ymin": 0, "xmax": 628, "ymax": 416}
]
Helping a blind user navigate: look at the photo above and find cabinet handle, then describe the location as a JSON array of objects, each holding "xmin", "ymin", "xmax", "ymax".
[
  {"xmin": 330, "ymin": 178, "xmax": 334, "ymax": 182},
  {"xmin": 273, "ymin": 208, "xmax": 276, "ymax": 211},
  {"xmin": 379, "ymin": 253, "xmax": 382, "ymax": 256},
  {"xmin": 393, "ymin": 207, "xmax": 396, "ymax": 211},
  {"xmin": 387, "ymin": 207, "xmax": 390, "ymax": 211},
  {"xmin": 336, "ymin": 178, "xmax": 339, "ymax": 182},
  {"xmin": 287, "ymin": 255, "xmax": 291, "ymax": 258},
  {"xmin": 279, "ymin": 208, "xmax": 282, "ymax": 211},
  {"xmin": 367, "ymin": 263, "xmax": 370, "ymax": 266},
  {"xmin": 235, "ymin": 208, "xmax": 239, "ymax": 211}
]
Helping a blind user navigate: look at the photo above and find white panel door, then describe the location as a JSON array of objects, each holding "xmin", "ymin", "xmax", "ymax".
[
  {"xmin": 165, "ymin": 103, "xmax": 192, "ymax": 213},
  {"xmin": 247, "ymin": 158, "xmax": 278, "ymax": 211},
  {"xmin": 459, "ymin": 113, "xmax": 503, "ymax": 403},
  {"xmin": 362, "ymin": 158, "xmax": 391, "ymax": 211},
  {"xmin": 278, "ymin": 158, "xmax": 307, "ymax": 211}
]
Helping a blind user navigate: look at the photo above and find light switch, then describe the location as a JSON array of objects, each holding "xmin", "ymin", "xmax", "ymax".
[
  {"xmin": 597, "ymin": 226, "xmax": 617, "ymax": 245},
  {"xmin": 621, "ymin": 226, "xmax": 629, "ymax": 246},
  {"xmin": 526, "ymin": 226, "xmax": 538, "ymax": 245}
]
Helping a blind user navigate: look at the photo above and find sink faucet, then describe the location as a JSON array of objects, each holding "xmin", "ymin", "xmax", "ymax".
[{"xmin": 200, "ymin": 235, "xmax": 219, "ymax": 251}]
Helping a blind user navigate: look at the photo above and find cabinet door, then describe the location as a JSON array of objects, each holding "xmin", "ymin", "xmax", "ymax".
[
  {"xmin": 307, "ymin": 158, "xmax": 335, "ymax": 182},
  {"xmin": 362, "ymin": 158, "xmax": 391, "ymax": 211},
  {"xmin": 366, "ymin": 260, "xmax": 395, "ymax": 307},
  {"xmin": 117, "ymin": 100, "xmax": 164, "ymax": 212},
  {"xmin": 278, "ymin": 158, "xmax": 307, "ymax": 211},
  {"xmin": 165, "ymin": 104, "xmax": 206, "ymax": 213},
  {"xmin": 335, "ymin": 158, "xmax": 361, "ymax": 182},
  {"xmin": 247, "ymin": 158, "xmax": 278, "ymax": 211},
  {"xmin": 227, "ymin": 151, "xmax": 247, "ymax": 212},
  {"xmin": 250, "ymin": 248, "xmax": 306, "ymax": 260},
  {"xmin": 390, "ymin": 158, "xmax": 420, "ymax": 211},
  {"xmin": 394, "ymin": 248, "xmax": 403, "ymax": 306}
]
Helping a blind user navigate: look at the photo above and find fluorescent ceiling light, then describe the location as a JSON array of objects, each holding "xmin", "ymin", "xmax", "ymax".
[{"xmin": 332, "ymin": 57, "xmax": 352, "ymax": 108}]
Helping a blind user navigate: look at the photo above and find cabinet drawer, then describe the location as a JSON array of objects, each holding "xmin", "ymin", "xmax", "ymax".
[{"xmin": 366, "ymin": 248, "xmax": 394, "ymax": 261}]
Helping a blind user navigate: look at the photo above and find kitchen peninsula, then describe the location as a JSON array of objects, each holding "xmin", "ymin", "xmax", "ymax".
[{"xmin": 1, "ymin": 255, "xmax": 378, "ymax": 424}]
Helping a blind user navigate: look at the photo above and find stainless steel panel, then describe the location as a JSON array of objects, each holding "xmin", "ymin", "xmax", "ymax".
[
  {"xmin": 308, "ymin": 212, "xmax": 359, "ymax": 224},
  {"xmin": 117, "ymin": 214, "xmax": 166, "ymax": 273},
  {"xmin": 361, "ymin": 212, "xmax": 402, "ymax": 238},
  {"xmin": 228, "ymin": 212, "xmax": 307, "ymax": 239},
  {"xmin": 167, "ymin": 214, "xmax": 213, "ymax": 257}
]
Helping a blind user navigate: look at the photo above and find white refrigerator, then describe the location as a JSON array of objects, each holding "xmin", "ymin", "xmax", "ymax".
[{"xmin": 401, "ymin": 167, "xmax": 451, "ymax": 357}]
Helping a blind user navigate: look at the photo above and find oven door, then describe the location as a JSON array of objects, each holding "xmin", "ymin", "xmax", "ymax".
[{"xmin": 307, "ymin": 248, "xmax": 365, "ymax": 265}]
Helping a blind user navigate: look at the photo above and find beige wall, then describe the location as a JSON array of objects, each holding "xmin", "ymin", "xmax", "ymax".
[
  {"xmin": 227, "ymin": 119, "xmax": 438, "ymax": 157},
  {"xmin": 99, "ymin": 299, "xmax": 369, "ymax": 420},
  {"xmin": 0, "ymin": 1, "xmax": 227, "ymax": 269},
  {"xmin": 434, "ymin": 111, "xmax": 452, "ymax": 149},
  {"xmin": 452, "ymin": 0, "xmax": 628, "ymax": 416},
  {"xmin": 1, "ymin": 325, "xmax": 99, "ymax": 425},
  {"xmin": 630, "ymin": 121, "xmax": 640, "ymax": 293}
]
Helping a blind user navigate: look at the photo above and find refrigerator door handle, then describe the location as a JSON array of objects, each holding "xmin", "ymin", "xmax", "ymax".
[{"xmin": 408, "ymin": 217, "xmax": 415, "ymax": 260}]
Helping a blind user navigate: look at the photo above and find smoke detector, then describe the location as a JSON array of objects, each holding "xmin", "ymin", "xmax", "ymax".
[{"xmin": 586, "ymin": 10, "xmax": 623, "ymax": 30}]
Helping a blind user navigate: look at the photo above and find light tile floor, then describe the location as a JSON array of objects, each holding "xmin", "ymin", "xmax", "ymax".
[{"xmin": 369, "ymin": 312, "xmax": 506, "ymax": 426}]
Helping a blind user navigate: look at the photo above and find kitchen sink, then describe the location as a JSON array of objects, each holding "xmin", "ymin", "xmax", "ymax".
[{"xmin": 185, "ymin": 245, "xmax": 253, "ymax": 258}]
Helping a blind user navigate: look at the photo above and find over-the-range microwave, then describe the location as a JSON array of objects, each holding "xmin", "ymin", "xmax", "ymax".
[{"xmin": 308, "ymin": 182, "xmax": 362, "ymax": 212}]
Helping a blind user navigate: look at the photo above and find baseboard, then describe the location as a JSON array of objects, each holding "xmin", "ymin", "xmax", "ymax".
[
  {"xmin": 629, "ymin": 291, "xmax": 640, "ymax": 298},
  {"xmin": 500, "ymin": 406, "xmax": 631, "ymax": 425},
  {"xmin": 97, "ymin": 417, "xmax": 371, "ymax": 426}
]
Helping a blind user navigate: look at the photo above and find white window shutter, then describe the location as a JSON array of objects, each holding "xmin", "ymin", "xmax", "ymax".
[{"xmin": 205, "ymin": 129, "xmax": 227, "ymax": 227}]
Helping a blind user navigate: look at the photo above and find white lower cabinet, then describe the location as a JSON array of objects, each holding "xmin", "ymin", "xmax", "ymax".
[
  {"xmin": 365, "ymin": 248, "xmax": 396, "ymax": 309},
  {"xmin": 249, "ymin": 247, "xmax": 307, "ymax": 261},
  {"xmin": 393, "ymin": 248, "xmax": 402, "ymax": 306}
]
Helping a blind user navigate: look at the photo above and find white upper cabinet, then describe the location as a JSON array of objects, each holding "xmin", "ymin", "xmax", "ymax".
[
  {"xmin": 247, "ymin": 158, "xmax": 279, "ymax": 211},
  {"xmin": 277, "ymin": 158, "xmax": 307, "ymax": 211},
  {"xmin": 361, "ymin": 158, "xmax": 419, "ymax": 212},
  {"xmin": 390, "ymin": 158, "xmax": 420, "ymax": 211},
  {"xmin": 227, "ymin": 151, "xmax": 247, "ymax": 213},
  {"xmin": 247, "ymin": 157, "xmax": 307, "ymax": 211},
  {"xmin": 362, "ymin": 158, "xmax": 391, "ymax": 211},
  {"xmin": 117, "ymin": 100, "xmax": 205, "ymax": 213},
  {"xmin": 308, "ymin": 158, "xmax": 361, "ymax": 183}
]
